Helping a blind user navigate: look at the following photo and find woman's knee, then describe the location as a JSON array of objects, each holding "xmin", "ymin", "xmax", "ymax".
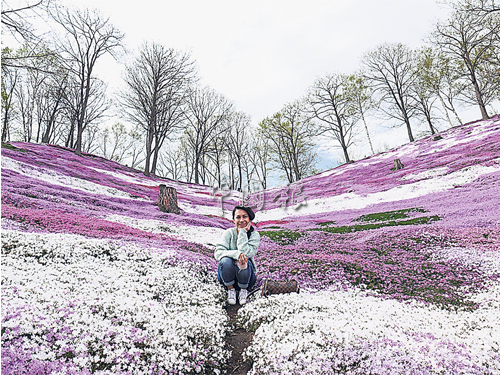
[{"xmin": 219, "ymin": 257, "xmax": 234, "ymax": 267}]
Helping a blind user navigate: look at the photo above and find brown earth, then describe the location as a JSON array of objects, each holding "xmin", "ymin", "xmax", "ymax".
[{"xmin": 223, "ymin": 304, "xmax": 254, "ymax": 374}]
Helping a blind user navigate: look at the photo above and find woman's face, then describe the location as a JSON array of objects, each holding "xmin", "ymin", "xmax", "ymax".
[{"xmin": 233, "ymin": 209, "xmax": 250, "ymax": 229}]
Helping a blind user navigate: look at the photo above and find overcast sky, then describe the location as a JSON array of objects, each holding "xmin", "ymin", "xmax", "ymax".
[
  {"xmin": 12, "ymin": 0, "xmax": 482, "ymax": 175},
  {"xmin": 78, "ymin": 0, "xmax": 454, "ymax": 122}
]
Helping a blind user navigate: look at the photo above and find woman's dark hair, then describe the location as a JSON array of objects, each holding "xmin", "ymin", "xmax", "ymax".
[
  {"xmin": 233, "ymin": 206, "xmax": 256, "ymax": 239},
  {"xmin": 232, "ymin": 205, "xmax": 255, "ymax": 221}
]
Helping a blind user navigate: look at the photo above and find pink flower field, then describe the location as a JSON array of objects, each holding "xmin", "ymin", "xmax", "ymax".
[{"xmin": 2, "ymin": 116, "xmax": 500, "ymax": 374}]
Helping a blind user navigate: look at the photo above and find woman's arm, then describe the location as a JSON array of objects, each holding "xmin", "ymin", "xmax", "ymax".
[
  {"xmin": 236, "ymin": 229, "xmax": 260, "ymax": 259},
  {"xmin": 214, "ymin": 229, "xmax": 241, "ymax": 261}
]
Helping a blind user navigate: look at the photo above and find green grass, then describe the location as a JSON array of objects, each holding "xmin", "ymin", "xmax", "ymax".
[
  {"xmin": 259, "ymin": 229, "xmax": 303, "ymax": 245},
  {"xmin": 317, "ymin": 220, "xmax": 336, "ymax": 227},
  {"xmin": 261, "ymin": 208, "xmax": 441, "ymax": 243},
  {"xmin": 1, "ymin": 143, "xmax": 26, "ymax": 152},
  {"xmin": 356, "ymin": 207, "xmax": 426, "ymax": 222},
  {"xmin": 314, "ymin": 216, "xmax": 441, "ymax": 234}
]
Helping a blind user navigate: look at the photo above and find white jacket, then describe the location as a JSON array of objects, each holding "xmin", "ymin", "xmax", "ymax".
[{"xmin": 214, "ymin": 227, "xmax": 260, "ymax": 272}]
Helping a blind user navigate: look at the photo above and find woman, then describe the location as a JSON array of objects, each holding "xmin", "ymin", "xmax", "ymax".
[{"xmin": 215, "ymin": 205, "xmax": 260, "ymax": 305}]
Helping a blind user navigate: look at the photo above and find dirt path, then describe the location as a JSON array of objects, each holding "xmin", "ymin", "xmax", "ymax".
[{"xmin": 224, "ymin": 304, "xmax": 254, "ymax": 374}]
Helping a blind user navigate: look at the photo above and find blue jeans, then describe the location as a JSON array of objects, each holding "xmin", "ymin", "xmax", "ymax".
[{"xmin": 217, "ymin": 257, "xmax": 256, "ymax": 291}]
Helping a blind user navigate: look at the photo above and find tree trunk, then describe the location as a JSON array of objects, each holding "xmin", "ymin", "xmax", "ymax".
[
  {"xmin": 472, "ymin": 78, "xmax": 490, "ymax": 120},
  {"xmin": 361, "ymin": 112, "xmax": 374, "ymax": 155},
  {"xmin": 437, "ymin": 92, "xmax": 454, "ymax": 127},
  {"xmin": 158, "ymin": 185, "xmax": 180, "ymax": 214},
  {"xmin": 424, "ymin": 112, "xmax": 436, "ymax": 135},
  {"xmin": 404, "ymin": 117, "xmax": 414, "ymax": 142},
  {"xmin": 392, "ymin": 159, "xmax": 404, "ymax": 170},
  {"xmin": 144, "ymin": 129, "xmax": 154, "ymax": 177}
]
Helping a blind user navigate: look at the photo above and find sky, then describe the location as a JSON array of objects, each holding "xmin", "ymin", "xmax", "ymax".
[
  {"xmin": 8, "ymin": 0, "xmax": 489, "ymax": 178},
  {"xmin": 78, "ymin": 0, "xmax": 455, "ymax": 122}
]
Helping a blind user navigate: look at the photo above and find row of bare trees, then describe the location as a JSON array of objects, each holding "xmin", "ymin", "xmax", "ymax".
[
  {"xmin": 1, "ymin": 1, "xmax": 269, "ymax": 190},
  {"xmin": 2, "ymin": 2, "xmax": 124, "ymax": 157},
  {"xmin": 2, "ymin": 0, "xmax": 499, "ymax": 190},
  {"xmin": 263, "ymin": 0, "xmax": 500, "ymax": 171}
]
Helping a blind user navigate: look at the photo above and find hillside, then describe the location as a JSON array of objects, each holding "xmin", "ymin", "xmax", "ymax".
[{"xmin": 2, "ymin": 116, "xmax": 500, "ymax": 374}]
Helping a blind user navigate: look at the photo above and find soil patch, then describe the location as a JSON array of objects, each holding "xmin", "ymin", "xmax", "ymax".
[{"xmin": 224, "ymin": 304, "xmax": 254, "ymax": 374}]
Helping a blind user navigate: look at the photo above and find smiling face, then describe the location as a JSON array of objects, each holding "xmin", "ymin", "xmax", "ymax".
[{"xmin": 233, "ymin": 209, "xmax": 250, "ymax": 230}]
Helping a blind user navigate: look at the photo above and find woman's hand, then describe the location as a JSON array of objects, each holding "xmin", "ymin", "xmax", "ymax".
[
  {"xmin": 238, "ymin": 253, "xmax": 247, "ymax": 265},
  {"xmin": 244, "ymin": 222, "xmax": 252, "ymax": 231}
]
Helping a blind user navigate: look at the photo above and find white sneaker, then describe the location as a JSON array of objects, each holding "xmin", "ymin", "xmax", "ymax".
[
  {"xmin": 227, "ymin": 289, "xmax": 237, "ymax": 305},
  {"xmin": 239, "ymin": 289, "xmax": 248, "ymax": 305}
]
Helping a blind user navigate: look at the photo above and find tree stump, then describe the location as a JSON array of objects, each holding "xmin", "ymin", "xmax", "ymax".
[
  {"xmin": 392, "ymin": 159, "xmax": 404, "ymax": 171},
  {"xmin": 158, "ymin": 185, "xmax": 180, "ymax": 214}
]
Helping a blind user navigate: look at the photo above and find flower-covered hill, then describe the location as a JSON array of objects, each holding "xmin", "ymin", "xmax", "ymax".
[
  {"xmin": 240, "ymin": 117, "xmax": 500, "ymax": 374},
  {"xmin": 254, "ymin": 115, "xmax": 500, "ymax": 229},
  {"xmin": 249, "ymin": 116, "xmax": 500, "ymax": 297},
  {"xmin": 1, "ymin": 142, "xmax": 242, "ymax": 374},
  {"xmin": 1, "ymin": 115, "xmax": 500, "ymax": 375}
]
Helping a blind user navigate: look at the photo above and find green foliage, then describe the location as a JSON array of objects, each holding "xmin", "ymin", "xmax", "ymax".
[
  {"xmin": 314, "ymin": 216, "xmax": 441, "ymax": 234},
  {"xmin": 1, "ymin": 143, "xmax": 26, "ymax": 152},
  {"xmin": 317, "ymin": 220, "xmax": 337, "ymax": 227},
  {"xmin": 356, "ymin": 207, "xmax": 427, "ymax": 222},
  {"xmin": 259, "ymin": 229, "xmax": 303, "ymax": 245},
  {"xmin": 258, "ymin": 100, "xmax": 318, "ymax": 183},
  {"xmin": 262, "ymin": 208, "xmax": 439, "ymax": 244}
]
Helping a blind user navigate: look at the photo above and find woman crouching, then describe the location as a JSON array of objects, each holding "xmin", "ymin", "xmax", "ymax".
[{"xmin": 215, "ymin": 205, "xmax": 260, "ymax": 305}]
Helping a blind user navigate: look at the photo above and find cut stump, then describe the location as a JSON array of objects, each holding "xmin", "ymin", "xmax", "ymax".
[
  {"xmin": 158, "ymin": 185, "xmax": 180, "ymax": 214},
  {"xmin": 392, "ymin": 159, "xmax": 404, "ymax": 171}
]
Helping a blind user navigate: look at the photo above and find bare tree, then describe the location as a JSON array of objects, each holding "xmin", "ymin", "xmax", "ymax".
[
  {"xmin": 226, "ymin": 111, "xmax": 251, "ymax": 191},
  {"xmin": 363, "ymin": 43, "xmax": 418, "ymax": 142},
  {"xmin": 81, "ymin": 122, "xmax": 100, "ymax": 154},
  {"xmin": 14, "ymin": 68, "xmax": 44, "ymax": 142},
  {"xmin": 412, "ymin": 49, "xmax": 444, "ymax": 135},
  {"xmin": 247, "ymin": 131, "xmax": 270, "ymax": 190},
  {"xmin": 96, "ymin": 122, "xmax": 138, "ymax": 163},
  {"xmin": 62, "ymin": 76, "xmax": 110, "ymax": 150},
  {"xmin": 184, "ymin": 87, "xmax": 233, "ymax": 185},
  {"xmin": 179, "ymin": 134, "xmax": 195, "ymax": 183},
  {"xmin": 156, "ymin": 145, "xmax": 185, "ymax": 181},
  {"xmin": 1, "ymin": 0, "xmax": 55, "ymax": 73},
  {"xmin": 308, "ymin": 73, "xmax": 360, "ymax": 162},
  {"xmin": 40, "ymin": 66, "xmax": 69, "ymax": 144},
  {"xmin": 444, "ymin": 0, "xmax": 500, "ymax": 15},
  {"xmin": 1, "ymin": 0, "xmax": 47, "ymax": 40},
  {"xmin": 127, "ymin": 128, "xmax": 145, "ymax": 169},
  {"xmin": 120, "ymin": 42, "xmax": 196, "ymax": 176},
  {"xmin": 414, "ymin": 46, "xmax": 465, "ymax": 126},
  {"xmin": 259, "ymin": 101, "xmax": 317, "ymax": 184},
  {"xmin": 51, "ymin": 6, "xmax": 124, "ymax": 155},
  {"xmin": 431, "ymin": 3, "xmax": 500, "ymax": 119},
  {"xmin": 204, "ymin": 131, "xmax": 228, "ymax": 188},
  {"xmin": 6, "ymin": 44, "xmax": 72, "ymax": 145},
  {"xmin": 1, "ymin": 66, "xmax": 19, "ymax": 142},
  {"xmin": 346, "ymin": 72, "xmax": 376, "ymax": 155}
]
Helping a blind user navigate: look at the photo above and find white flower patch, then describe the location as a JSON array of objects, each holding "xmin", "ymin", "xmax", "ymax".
[
  {"xmin": 104, "ymin": 214, "xmax": 225, "ymax": 248},
  {"xmin": 425, "ymin": 246, "xmax": 500, "ymax": 278},
  {"xmin": 239, "ymin": 289, "xmax": 500, "ymax": 374},
  {"xmin": 177, "ymin": 202, "xmax": 227, "ymax": 217},
  {"xmin": 86, "ymin": 166, "xmax": 218, "ymax": 201},
  {"xmin": 255, "ymin": 163, "xmax": 500, "ymax": 222},
  {"xmin": 87, "ymin": 166, "xmax": 161, "ymax": 187},
  {"xmin": 420, "ymin": 118, "xmax": 499, "ymax": 156},
  {"xmin": 400, "ymin": 166, "xmax": 450, "ymax": 181},
  {"xmin": 2, "ymin": 157, "xmax": 149, "ymax": 201},
  {"xmin": 1, "ymin": 230, "xmax": 229, "ymax": 374}
]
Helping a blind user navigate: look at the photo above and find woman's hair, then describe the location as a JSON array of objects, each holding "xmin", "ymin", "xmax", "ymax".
[{"xmin": 232, "ymin": 205, "xmax": 255, "ymax": 221}]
